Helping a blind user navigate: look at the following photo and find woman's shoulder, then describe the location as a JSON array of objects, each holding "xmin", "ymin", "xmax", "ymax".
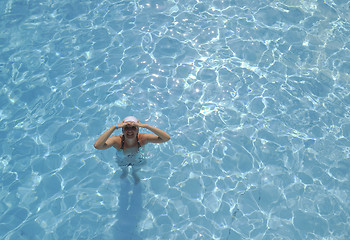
[
  {"xmin": 138, "ymin": 133, "xmax": 158, "ymax": 145},
  {"xmin": 109, "ymin": 135, "xmax": 123, "ymax": 140},
  {"xmin": 138, "ymin": 133, "xmax": 155, "ymax": 138},
  {"xmin": 111, "ymin": 135, "xmax": 123, "ymax": 149},
  {"xmin": 138, "ymin": 133, "xmax": 148, "ymax": 146}
]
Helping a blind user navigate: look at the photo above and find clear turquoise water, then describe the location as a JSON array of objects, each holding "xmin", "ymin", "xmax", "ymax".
[{"xmin": 1, "ymin": 0, "xmax": 350, "ymax": 239}]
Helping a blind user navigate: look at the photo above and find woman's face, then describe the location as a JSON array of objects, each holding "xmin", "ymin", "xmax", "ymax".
[{"xmin": 123, "ymin": 125, "xmax": 138, "ymax": 139}]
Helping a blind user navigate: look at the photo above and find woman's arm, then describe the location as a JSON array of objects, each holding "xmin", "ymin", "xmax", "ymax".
[
  {"xmin": 135, "ymin": 122, "xmax": 171, "ymax": 143},
  {"xmin": 94, "ymin": 125, "xmax": 119, "ymax": 149}
]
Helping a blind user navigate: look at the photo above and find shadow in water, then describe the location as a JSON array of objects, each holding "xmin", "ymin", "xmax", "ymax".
[{"xmin": 112, "ymin": 179, "xmax": 143, "ymax": 239}]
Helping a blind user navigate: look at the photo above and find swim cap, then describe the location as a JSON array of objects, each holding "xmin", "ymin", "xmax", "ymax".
[{"xmin": 123, "ymin": 116, "xmax": 139, "ymax": 123}]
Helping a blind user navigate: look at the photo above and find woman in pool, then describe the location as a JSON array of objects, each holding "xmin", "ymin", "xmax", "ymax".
[{"xmin": 94, "ymin": 116, "xmax": 171, "ymax": 183}]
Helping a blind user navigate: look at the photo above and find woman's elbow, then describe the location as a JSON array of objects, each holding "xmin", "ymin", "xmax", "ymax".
[
  {"xmin": 158, "ymin": 136, "xmax": 170, "ymax": 143},
  {"xmin": 164, "ymin": 136, "xmax": 171, "ymax": 142},
  {"xmin": 94, "ymin": 143, "xmax": 102, "ymax": 149}
]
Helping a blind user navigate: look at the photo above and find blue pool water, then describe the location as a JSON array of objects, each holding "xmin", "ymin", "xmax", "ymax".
[{"xmin": 1, "ymin": 0, "xmax": 350, "ymax": 239}]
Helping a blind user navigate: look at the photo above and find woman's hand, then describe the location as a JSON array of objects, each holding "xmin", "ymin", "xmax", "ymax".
[
  {"xmin": 130, "ymin": 121, "xmax": 147, "ymax": 128},
  {"xmin": 131, "ymin": 121, "xmax": 170, "ymax": 143},
  {"xmin": 117, "ymin": 121, "xmax": 146, "ymax": 129},
  {"xmin": 116, "ymin": 121, "xmax": 129, "ymax": 129}
]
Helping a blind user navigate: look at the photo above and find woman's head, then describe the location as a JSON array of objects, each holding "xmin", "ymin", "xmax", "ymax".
[
  {"xmin": 123, "ymin": 116, "xmax": 139, "ymax": 123},
  {"xmin": 122, "ymin": 116, "xmax": 139, "ymax": 138}
]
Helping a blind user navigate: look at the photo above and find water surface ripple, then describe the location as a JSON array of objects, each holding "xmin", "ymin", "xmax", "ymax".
[{"xmin": 1, "ymin": 0, "xmax": 350, "ymax": 239}]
